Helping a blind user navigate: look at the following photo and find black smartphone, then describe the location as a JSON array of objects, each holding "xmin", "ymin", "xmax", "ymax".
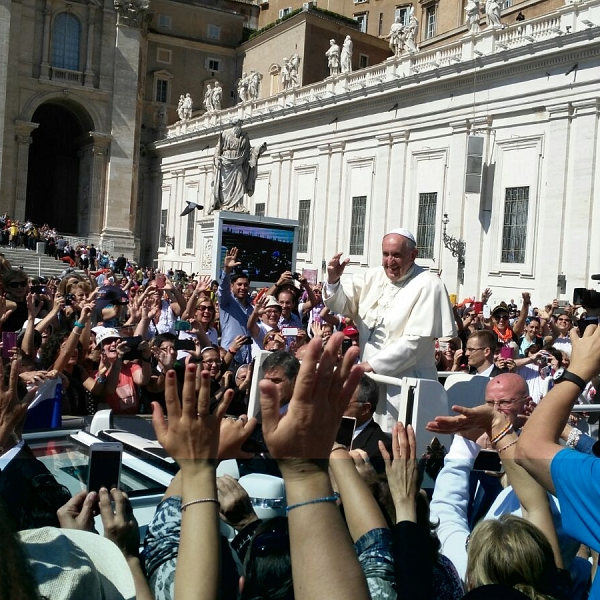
[
  {"xmin": 122, "ymin": 336, "xmax": 143, "ymax": 349},
  {"xmin": 578, "ymin": 317, "xmax": 599, "ymax": 336},
  {"xmin": 174, "ymin": 339, "xmax": 195, "ymax": 352},
  {"xmin": 335, "ymin": 416, "xmax": 357, "ymax": 448},
  {"xmin": 341, "ymin": 339, "xmax": 353, "ymax": 355},
  {"xmin": 243, "ymin": 336, "xmax": 253, "ymax": 345},
  {"xmin": 472, "ymin": 449, "xmax": 502, "ymax": 472},
  {"xmin": 87, "ymin": 442, "xmax": 123, "ymax": 492}
]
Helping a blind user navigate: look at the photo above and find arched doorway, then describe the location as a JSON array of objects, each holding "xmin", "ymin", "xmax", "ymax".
[{"xmin": 26, "ymin": 102, "xmax": 90, "ymax": 233}]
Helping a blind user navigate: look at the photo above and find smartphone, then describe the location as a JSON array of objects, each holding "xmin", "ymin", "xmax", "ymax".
[
  {"xmin": 341, "ymin": 338, "xmax": 353, "ymax": 355},
  {"xmin": 500, "ymin": 346, "xmax": 512, "ymax": 359},
  {"xmin": 122, "ymin": 336, "xmax": 143, "ymax": 349},
  {"xmin": 483, "ymin": 305, "xmax": 491, "ymax": 319},
  {"xmin": 335, "ymin": 416, "xmax": 357, "ymax": 448},
  {"xmin": 87, "ymin": 442, "xmax": 123, "ymax": 492},
  {"xmin": 281, "ymin": 327, "xmax": 299, "ymax": 337},
  {"xmin": 174, "ymin": 339, "xmax": 196, "ymax": 352},
  {"xmin": 242, "ymin": 336, "xmax": 253, "ymax": 345},
  {"xmin": 473, "ymin": 449, "xmax": 502, "ymax": 472},
  {"xmin": 578, "ymin": 317, "xmax": 599, "ymax": 336},
  {"xmin": 1, "ymin": 331, "xmax": 17, "ymax": 359},
  {"xmin": 473, "ymin": 301, "xmax": 483, "ymax": 314},
  {"xmin": 174, "ymin": 321, "xmax": 192, "ymax": 332}
]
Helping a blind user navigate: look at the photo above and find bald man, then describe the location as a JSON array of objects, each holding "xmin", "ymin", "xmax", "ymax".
[
  {"xmin": 483, "ymin": 372, "xmax": 531, "ymax": 430},
  {"xmin": 323, "ymin": 229, "xmax": 456, "ymax": 379}
]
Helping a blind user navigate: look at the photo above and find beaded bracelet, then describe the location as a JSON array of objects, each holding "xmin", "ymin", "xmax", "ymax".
[
  {"xmin": 73, "ymin": 320, "xmax": 85, "ymax": 329},
  {"xmin": 181, "ymin": 498, "xmax": 219, "ymax": 512},
  {"xmin": 496, "ymin": 438, "xmax": 518, "ymax": 453},
  {"xmin": 491, "ymin": 422, "xmax": 513, "ymax": 445},
  {"xmin": 286, "ymin": 492, "xmax": 340, "ymax": 514}
]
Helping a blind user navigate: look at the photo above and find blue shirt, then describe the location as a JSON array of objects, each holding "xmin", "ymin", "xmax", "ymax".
[
  {"xmin": 551, "ymin": 448, "xmax": 600, "ymax": 599},
  {"xmin": 218, "ymin": 270, "xmax": 253, "ymax": 364}
]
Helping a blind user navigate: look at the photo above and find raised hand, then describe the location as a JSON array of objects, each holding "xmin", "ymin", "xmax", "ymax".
[
  {"xmin": 426, "ymin": 403, "xmax": 505, "ymax": 440},
  {"xmin": 216, "ymin": 474, "xmax": 258, "ymax": 530},
  {"xmin": 218, "ymin": 415, "xmax": 257, "ymax": 459},
  {"xmin": 0, "ymin": 358, "xmax": 33, "ymax": 449},
  {"xmin": 379, "ymin": 422, "xmax": 419, "ymax": 522},
  {"xmin": 223, "ymin": 247, "xmax": 241, "ymax": 272},
  {"xmin": 481, "ymin": 287, "xmax": 493, "ymax": 304},
  {"xmin": 522, "ymin": 291, "xmax": 531, "ymax": 305},
  {"xmin": 327, "ymin": 252, "xmax": 350, "ymax": 285},
  {"xmin": 568, "ymin": 322, "xmax": 600, "ymax": 384},
  {"xmin": 26, "ymin": 293, "xmax": 43, "ymax": 319},
  {"xmin": 260, "ymin": 331, "xmax": 363, "ymax": 459},
  {"xmin": 152, "ymin": 365, "xmax": 233, "ymax": 464},
  {"xmin": 195, "ymin": 275, "xmax": 212, "ymax": 295}
]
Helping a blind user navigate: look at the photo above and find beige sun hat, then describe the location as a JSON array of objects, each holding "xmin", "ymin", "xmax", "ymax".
[{"xmin": 19, "ymin": 527, "xmax": 136, "ymax": 600}]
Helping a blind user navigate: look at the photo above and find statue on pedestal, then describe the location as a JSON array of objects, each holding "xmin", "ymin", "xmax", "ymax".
[
  {"xmin": 289, "ymin": 54, "xmax": 301, "ymax": 87},
  {"xmin": 237, "ymin": 73, "xmax": 248, "ymax": 103},
  {"xmin": 209, "ymin": 120, "xmax": 268, "ymax": 214},
  {"xmin": 182, "ymin": 93, "xmax": 193, "ymax": 120},
  {"xmin": 212, "ymin": 81, "xmax": 222, "ymax": 111},
  {"xmin": 203, "ymin": 85, "xmax": 213, "ymax": 113},
  {"xmin": 177, "ymin": 95, "xmax": 185, "ymax": 120},
  {"xmin": 248, "ymin": 71, "xmax": 262, "ymax": 100},
  {"xmin": 385, "ymin": 16, "xmax": 404, "ymax": 58},
  {"xmin": 281, "ymin": 58, "xmax": 291, "ymax": 90},
  {"xmin": 485, "ymin": 0, "xmax": 503, "ymax": 28},
  {"xmin": 341, "ymin": 36, "xmax": 353, "ymax": 73},
  {"xmin": 404, "ymin": 10, "xmax": 419, "ymax": 54},
  {"xmin": 325, "ymin": 39, "xmax": 340, "ymax": 76},
  {"xmin": 465, "ymin": 0, "xmax": 481, "ymax": 33}
]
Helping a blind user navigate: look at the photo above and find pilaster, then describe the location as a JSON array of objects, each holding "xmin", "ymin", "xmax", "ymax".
[{"xmin": 14, "ymin": 121, "xmax": 39, "ymax": 221}]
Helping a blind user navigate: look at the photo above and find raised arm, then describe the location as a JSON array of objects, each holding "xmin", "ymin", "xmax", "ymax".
[
  {"xmin": 260, "ymin": 333, "xmax": 370, "ymax": 600},
  {"xmin": 512, "ymin": 292, "xmax": 531, "ymax": 337},
  {"xmin": 515, "ymin": 324, "xmax": 600, "ymax": 491}
]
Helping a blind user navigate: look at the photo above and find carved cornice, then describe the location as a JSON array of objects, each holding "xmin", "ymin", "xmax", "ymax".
[{"xmin": 114, "ymin": 0, "xmax": 149, "ymax": 28}]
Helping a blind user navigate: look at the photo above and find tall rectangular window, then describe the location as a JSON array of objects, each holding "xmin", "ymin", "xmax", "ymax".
[
  {"xmin": 501, "ymin": 186, "xmax": 529, "ymax": 263},
  {"xmin": 52, "ymin": 13, "xmax": 81, "ymax": 70},
  {"xmin": 185, "ymin": 211, "xmax": 195, "ymax": 249},
  {"xmin": 416, "ymin": 193, "xmax": 437, "ymax": 259},
  {"xmin": 159, "ymin": 209, "xmax": 168, "ymax": 246},
  {"xmin": 297, "ymin": 200, "xmax": 311, "ymax": 253},
  {"xmin": 355, "ymin": 13, "xmax": 368, "ymax": 32},
  {"xmin": 359, "ymin": 54, "xmax": 369, "ymax": 69},
  {"xmin": 426, "ymin": 5, "xmax": 437, "ymax": 38},
  {"xmin": 350, "ymin": 196, "xmax": 367, "ymax": 255},
  {"xmin": 395, "ymin": 5, "xmax": 410, "ymax": 25},
  {"xmin": 378, "ymin": 12, "xmax": 384, "ymax": 36},
  {"xmin": 255, "ymin": 203, "xmax": 265, "ymax": 217},
  {"xmin": 155, "ymin": 79, "xmax": 168, "ymax": 103}
]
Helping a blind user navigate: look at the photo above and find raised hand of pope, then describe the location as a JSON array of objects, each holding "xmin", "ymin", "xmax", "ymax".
[{"xmin": 327, "ymin": 252, "xmax": 350, "ymax": 285}]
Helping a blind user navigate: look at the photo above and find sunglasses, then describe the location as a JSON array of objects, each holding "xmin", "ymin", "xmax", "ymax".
[{"xmin": 8, "ymin": 281, "xmax": 27, "ymax": 288}]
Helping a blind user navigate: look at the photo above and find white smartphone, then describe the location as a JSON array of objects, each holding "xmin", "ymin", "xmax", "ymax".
[
  {"xmin": 87, "ymin": 442, "xmax": 123, "ymax": 492},
  {"xmin": 281, "ymin": 327, "xmax": 299, "ymax": 337},
  {"xmin": 483, "ymin": 305, "xmax": 491, "ymax": 319}
]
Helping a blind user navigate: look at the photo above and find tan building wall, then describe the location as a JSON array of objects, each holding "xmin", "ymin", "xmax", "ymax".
[{"xmin": 238, "ymin": 9, "xmax": 391, "ymax": 98}]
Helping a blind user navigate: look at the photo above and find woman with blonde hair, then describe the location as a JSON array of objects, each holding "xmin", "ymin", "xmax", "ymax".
[{"xmin": 465, "ymin": 515, "xmax": 560, "ymax": 599}]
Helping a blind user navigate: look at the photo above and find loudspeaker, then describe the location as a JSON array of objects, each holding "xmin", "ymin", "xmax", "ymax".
[{"xmin": 465, "ymin": 136, "xmax": 484, "ymax": 194}]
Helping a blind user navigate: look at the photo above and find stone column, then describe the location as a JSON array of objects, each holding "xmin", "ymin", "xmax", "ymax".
[
  {"xmin": 323, "ymin": 141, "xmax": 345, "ymax": 260},
  {"xmin": 387, "ymin": 130, "xmax": 409, "ymax": 226},
  {"xmin": 101, "ymin": 0, "xmax": 148, "ymax": 259},
  {"xmin": 40, "ymin": 0, "xmax": 52, "ymax": 80},
  {"xmin": 84, "ymin": 1, "xmax": 98, "ymax": 87},
  {"xmin": 13, "ymin": 121, "xmax": 39, "ymax": 221},
  {"xmin": 373, "ymin": 133, "xmax": 393, "ymax": 243}
]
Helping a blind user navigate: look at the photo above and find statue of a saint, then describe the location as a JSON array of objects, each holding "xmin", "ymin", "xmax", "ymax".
[
  {"xmin": 182, "ymin": 93, "xmax": 193, "ymax": 120},
  {"xmin": 325, "ymin": 39, "xmax": 340, "ymax": 76},
  {"xmin": 281, "ymin": 58, "xmax": 291, "ymax": 90},
  {"xmin": 485, "ymin": 0, "xmax": 503, "ymax": 28},
  {"xmin": 203, "ymin": 85, "xmax": 213, "ymax": 113},
  {"xmin": 177, "ymin": 94, "xmax": 185, "ymax": 120},
  {"xmin": 289, "ymin": 54, "xmax": 301, "ymax": 87},
  {"xmin": 465, "ymin": 0, "xmax": 481, "ymax": 34},
  {"xmin": 210, "ymin": 120, "xmax": 268, "ymax": 214},
  {"xmin": 404, "ymin": 11, "xmax": 419, "ymax": 54},
  {"xmin": 385, "ymin": 16, "xmax": 404, "ymax": 58},
  {"xmin": 237, "ymin": 73, "xmax": 248, "ymax": 103},
  {"xmin": 340, "ymin": 36, "xmax": 353, "ymax": 73},
  {"xmin": 212, "ymin": 81, "xmax": 222, "ymax": 111},
  {"xmin": 248, "ymin": 71, "xmax": 262, "ymax": 100}
]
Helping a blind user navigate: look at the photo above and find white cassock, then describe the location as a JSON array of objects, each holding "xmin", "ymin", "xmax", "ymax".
[{"xmin": 324, "ymin": 264, "xmax": 456, "ymax": 380}]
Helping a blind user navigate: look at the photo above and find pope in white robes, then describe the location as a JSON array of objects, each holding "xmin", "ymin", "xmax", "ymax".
[{"xmin": 324, "ymin": 229, "xmax": 456, "ymax": 380}]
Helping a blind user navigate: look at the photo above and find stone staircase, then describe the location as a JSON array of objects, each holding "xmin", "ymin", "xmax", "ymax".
[{"xmin": 0, "ymin": 246, "xmax": 86, "ymax": 279}]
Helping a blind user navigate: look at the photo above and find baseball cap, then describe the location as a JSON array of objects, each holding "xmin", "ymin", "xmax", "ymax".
[{"xmin": 95, "ymin": 328, "xmax": 121, "ymax": 347}]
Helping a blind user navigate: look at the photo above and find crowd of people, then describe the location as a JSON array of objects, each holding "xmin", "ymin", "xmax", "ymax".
[{"xmin": 0, "ymin": 227, "xmax": 599, "ymax": 600}]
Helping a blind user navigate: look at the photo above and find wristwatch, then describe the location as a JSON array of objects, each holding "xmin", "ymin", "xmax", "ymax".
[{"xmin": 553, "ymin": 368, "xmax": 587, "ymax": 391}]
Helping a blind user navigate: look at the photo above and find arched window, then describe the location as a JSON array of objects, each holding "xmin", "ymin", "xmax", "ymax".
[{"xmin": 52, "ymin": 13, "xmax": 81, "ymax": 71}]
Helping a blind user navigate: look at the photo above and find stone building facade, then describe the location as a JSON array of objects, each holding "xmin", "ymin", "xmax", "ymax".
[
  {"xmin": 0, "ymin": 0, "xmax": 257, "ymax": 262},
  {"xmin": 153, "ymin": 0, "xmax": 600, "ymax": 303}
]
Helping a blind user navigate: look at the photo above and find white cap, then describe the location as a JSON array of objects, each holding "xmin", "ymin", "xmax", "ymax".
[
  {"xmin": 95, "ymin": 328, "xmax": 121, "ymax": 347},
  {"xmin": 384, "ymin": 228, "xmax": 416, "ymax": 244}
]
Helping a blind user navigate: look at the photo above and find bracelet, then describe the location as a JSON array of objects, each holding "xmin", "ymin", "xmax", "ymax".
[
  {"xmin": 73, "ymin": 320, "xmax": 85, "ymax": 329},
  {"xmin": 96, "ymin": 375, "xmax": 107, "ymax": 384},
  {"xmin": 491, "ymin": 422, "xmax": 513, "ymax": 445},
  {"xmin": 566, "ymin": 427, "xmax": 582, "ymax": 449},
  {"xmin": 72, "ymin": 328, "xmax": 81, "ymax": 336},
  {"xmin": 497, "ymin": 438, "xmax": 518, "ymax": 453},
  {"xmin": 286, "ymin": 492, "xmax": 340, "ymax": 514},
  {"xmin": 181, "ymin": 498, "xmax": 219, "ymax": 511}
]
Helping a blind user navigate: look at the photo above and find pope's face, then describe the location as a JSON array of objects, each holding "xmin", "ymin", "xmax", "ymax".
[{"xmin": 381, "ymin": 234, "xmax": 417, "ymax": 282}]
